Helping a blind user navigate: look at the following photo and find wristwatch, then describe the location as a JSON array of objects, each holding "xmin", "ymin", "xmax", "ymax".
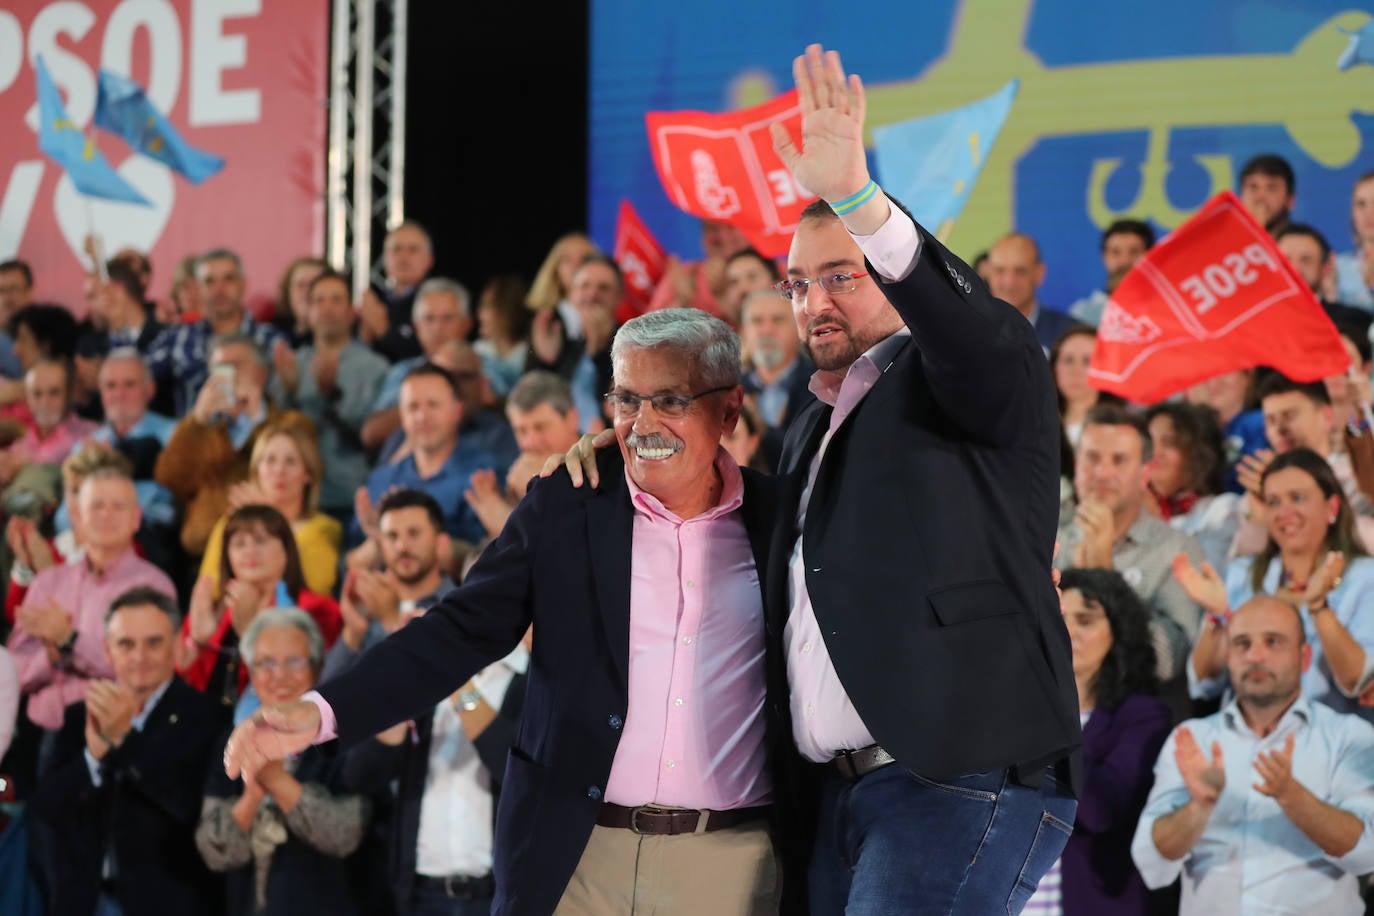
[
  {"xmin": 457, "ymin": 688, "xmax": 483, "ymax": 712},
  {"xmin": 58, "ymin": 630, "xmax": 78, "ymax": 655}
]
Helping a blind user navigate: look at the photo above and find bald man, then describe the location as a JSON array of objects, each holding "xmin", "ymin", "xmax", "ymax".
[
  {"xmin": 987, "ymin": 232, "xmax": 1076, "ymax": 356},
  {"xmin": 1133, "ymin": 596, "xmax": 1374, "ymax": 914}
]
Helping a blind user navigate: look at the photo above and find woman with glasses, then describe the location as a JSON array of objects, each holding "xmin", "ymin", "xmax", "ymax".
[
  {"xmin": 177, "ymin": 504, "xmax": 340, "ymax": 721},
  {"xmin": 197, "ymin": 607, "xmax": 372, "ymax": 915}
]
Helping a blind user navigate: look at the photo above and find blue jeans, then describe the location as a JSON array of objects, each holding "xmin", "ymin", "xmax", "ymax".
[{"xmin": 810, "ymin": 764, "xmax": 1076, "ymax": 915}]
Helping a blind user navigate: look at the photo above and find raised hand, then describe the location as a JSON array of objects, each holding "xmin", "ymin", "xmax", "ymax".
[
  {"xmin": 187, "ymin": 574, "xmax": 221, "ymax": 646},
  {"xmin": 1301, "ymin": 550, "xmax": 1347, "ymax": 609},
  {"xmin": 1253, "ymin": 733, "xmax": 1297, "ymax": 803},
  {"xmin": 223, "ymin": 578, "xmax": 264, "ymax": 635},
  {"xmin": 272, "ymin": 339, "xmax": 299, "ymax": 393},
  {"xmin": 1174, "ymin": 726, "xmax": 1226, "ymax": 808},
  {"xmin": 463, "ymin": 468, "xmax": 512, "ymax": 539},
  {"xmin": 769, "ymin": 44, "xmax": 869, "ymax": 206},
  {"xmin": 1072, "ymin": 500, "xmax": 1116, "ymax": 568},
  {"xmin": 1171, "ymin": 553, "xmax": 1229, "ymax": 618}
]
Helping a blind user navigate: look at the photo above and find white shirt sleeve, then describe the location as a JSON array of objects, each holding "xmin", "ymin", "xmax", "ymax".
[{"xmin": 849, "ymin": 197, "xmax": 923, "ymax": 283}]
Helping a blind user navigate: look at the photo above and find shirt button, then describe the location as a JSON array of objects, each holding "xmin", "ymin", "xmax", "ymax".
[
  {"xmin": 674, "ymin": 698, "xmax": 684, "ymax": 708},
  {"xmin": 806, "ymin": 703, "xmax": 815, "ymax": 717},
  {"xmin": 682, "ymin": 636, "xmax": 694, "ymax": 646},
  {"xmin": 687, "ymin": 580, "xmax": 695, "ymax": 588},
  {"xmin": 608, "ymin": 715, "xmax": 623, "ymax": 729},
  {"xmin": 587, "ymin": 785, "xmax": 602, "ymax": 800},
  {"xmin": 665, "ymin": 760, "xmax": 676, "ymax": 769},
  {"xmin": 802, "ymin": 641, "xmax": 812, "ymax": 653}
]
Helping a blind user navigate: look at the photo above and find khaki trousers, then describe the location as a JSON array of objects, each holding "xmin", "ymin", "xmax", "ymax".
[{"xmin": 554, "ymin": 820, "xmax": 780, "ymax": 915}]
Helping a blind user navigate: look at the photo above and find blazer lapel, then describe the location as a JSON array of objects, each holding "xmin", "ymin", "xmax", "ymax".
[{"xmin": 585, "ymin": 480, "xmax": 634, "ymax": 685}]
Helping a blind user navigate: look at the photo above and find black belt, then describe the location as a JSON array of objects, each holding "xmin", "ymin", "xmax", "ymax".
[
  {"xmin": 596, "ymin": 803, "xmax": 770, "ymax": 835},
  {"xmin": 828, "ymin": 744, "xmax": 897, "ymax": 782},
  {"xmin": 413, "ymin": 872, "xmax": 494, "ymax": 900}
]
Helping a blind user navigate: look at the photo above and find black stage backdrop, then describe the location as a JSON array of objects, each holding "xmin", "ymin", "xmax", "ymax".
[{"xmin": 404, "ymin": 0, "xmax": 589, "ymax": 300}]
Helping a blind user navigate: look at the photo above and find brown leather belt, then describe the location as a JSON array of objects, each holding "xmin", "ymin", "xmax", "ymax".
[
  {"xmin": 828, "ymin": 744, "xmax": 897, "ymax": 782},
  {"xmin": 596, "ymin": 803, "xmax": 770, "ymax": 835}
]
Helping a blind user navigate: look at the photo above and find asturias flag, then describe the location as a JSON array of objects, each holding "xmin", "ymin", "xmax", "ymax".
[
  {"xmin": 872, "ymin": 79, "xmax": 1019, "ymax": 239},
  {"xmin": 34, "ymin": 56, "xmax": 150, "ymax": 206},
  {"xmin": 95, "ymin": 69, "xmax": 224, "ymax": 184}
]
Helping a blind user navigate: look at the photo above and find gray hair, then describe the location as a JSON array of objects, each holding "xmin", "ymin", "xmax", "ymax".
[
  {"xmin": 740, "ymin": 289, "xmax": 784, "ymax": 323},
  {"xmin": 195, "ymin": 247, "xmax": 243, "ymax": 275},
  {"xmin": 100, "ymin": 346, "xmax": 151, "ymax": 382},
  {"xmin": 207, "ymin": 332, "xmax": 268, "ymax": 368},
  {"xmin": 415, "ymin": 277, "xmax": 471, "ymax": 316},
  {"xmin": 240, "ymin": 607, "xmax": 325, "ymax": 672},
  {"xmin": 611, "ymin": 308, "xmax": 741, "ymax": 389},
  {"xmin": 507, "ymin": 370, "xmax": 574, "ymax": 416}
]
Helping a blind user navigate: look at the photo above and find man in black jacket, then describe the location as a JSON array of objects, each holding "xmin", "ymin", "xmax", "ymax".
[
  {"xmin": 763, "ymin": 43, "xmax": 1081, "ymax": 913},
  {"xmin": 28, "ymin": 586, "xmax": 221, "ymax": 916}
]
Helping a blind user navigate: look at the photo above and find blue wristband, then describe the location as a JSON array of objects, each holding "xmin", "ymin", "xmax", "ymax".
[{"xmin": 830, "ymin": 180, "xmax": 879, "ymax": 215}]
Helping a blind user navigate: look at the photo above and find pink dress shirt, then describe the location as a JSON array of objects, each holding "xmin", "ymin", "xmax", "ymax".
[
  {"xmin": 310, "ymin": 450, "xmax": 772, "ymax": 811},
  {"xmin": 784, "ymin": 199, "xmax": 924, "ymax": 763},
  {"xmin": 8, "ymin": 547, "xmax": 177, "ymax": 730},
  {"xmin": 604, "ymin": 448, "xmax": 770, "ymax": 808},
  {"xmin": 10, "ymin": 413, "xmax": 99, "ymax": 467}
]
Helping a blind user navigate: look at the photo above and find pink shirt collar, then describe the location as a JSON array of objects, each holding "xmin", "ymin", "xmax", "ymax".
[{"xmin": 624, "ymin": 447, "xmax": 745, "ymax": 524}]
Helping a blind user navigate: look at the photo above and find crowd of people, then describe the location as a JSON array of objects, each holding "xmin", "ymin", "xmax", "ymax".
[{"xmin": 2, "ymin": 41, "xmax": 1374, "ymax": 915}]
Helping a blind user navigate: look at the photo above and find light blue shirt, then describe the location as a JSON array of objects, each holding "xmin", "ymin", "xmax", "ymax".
[
  {"xmin": 56, "ymin": 413, "xmax": 179, "ymax": 531},
  {"xmin": 1334, "ymin": 251, "xmax": 1374, "ymax": 311},
  {"xmin": 1131, "ymin": 695, "xmax": 1374, "ymax": 915},
  {"xmin": 371, "ymin": 355, "xmax": 424, "ymax": 413},
  {"xmin": 1190, "ymin": 556, "xmax": 1374, "ymax": 724}
]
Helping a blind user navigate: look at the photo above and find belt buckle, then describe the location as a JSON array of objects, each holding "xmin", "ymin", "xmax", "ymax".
[
  {"xmin": 834, "ymin": 749, "xmax": 857, "ymax": 781},
  {"xmin": 627, "ymin": 804, "xmax": 653, "ymax": 835}
]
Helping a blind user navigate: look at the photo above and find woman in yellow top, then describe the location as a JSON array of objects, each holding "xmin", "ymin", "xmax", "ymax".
[{"xmin": 199, "ymin": 420, "xmax": 341, "ymax": 596}]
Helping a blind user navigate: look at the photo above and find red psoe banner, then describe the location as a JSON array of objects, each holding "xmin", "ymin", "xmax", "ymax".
[
  {"xmin": 613, "ymin": 200, "xmax": 666, "ymax": 306},
  {"xmin": 0, "ymin": 0, "xmax": 329, "ymax": 315},
  {"xmin": 1089, "ymin": 191, "xmax": 1349, "ymax": 403},
  {"xmin": 646, "ymin": 90, "xmax": 814, "ymax": 258}
]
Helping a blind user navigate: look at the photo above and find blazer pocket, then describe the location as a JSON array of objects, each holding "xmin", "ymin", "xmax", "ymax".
[{"xmin": 927, "ymin": 579, "xmax": 1022, "ymax": 626}]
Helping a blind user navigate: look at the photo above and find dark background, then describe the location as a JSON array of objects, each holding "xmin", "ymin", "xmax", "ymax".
[{"xmin": 403, "ymin": 1, "xmax": 589, "ymax": 300}]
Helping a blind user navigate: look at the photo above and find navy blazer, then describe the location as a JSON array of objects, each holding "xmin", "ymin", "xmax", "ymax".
[
  {"xmin": 27, "ymin": 676, "xmax": 223, "ymax": 916},
  {"xmin": 319, "ymin": 449, "xmax": 780, "ymax": 915},
  {"xmin": 766, "ymin": 213, "xmax": 1083, "ymax": 786},
  {"xmin": 1061, "ymin": 694, "xmax": 1172, "ymax": 915}
]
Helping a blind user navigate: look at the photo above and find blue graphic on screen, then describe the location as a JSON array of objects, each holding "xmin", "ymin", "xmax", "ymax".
[{"xmin": 589, "ymin": 0, "xmax": 1374, "ymax": 313}]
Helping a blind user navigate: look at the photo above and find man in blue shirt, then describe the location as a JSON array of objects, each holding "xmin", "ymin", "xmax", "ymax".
[
  {"xmin": 145, "ymin": 248, "xmax": 284, "ymax": 415},
  {"xmin": 1132, "ymin": 595, "xmax": 1374, "ymax": 914},
  {"xmin": 354, "ymin": 363, "xmax": 495, "ymax": 550}
]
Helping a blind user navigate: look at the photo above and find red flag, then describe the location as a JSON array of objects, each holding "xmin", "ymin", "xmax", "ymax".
[
  {"xmin": 1089, "ymin": 191, "xmax": 1349, "ymax": 403},
  {"xmin": 646, "ymin": 90, "xmax": 815, "ymax": 258},
  {"xmin": 613, "ymin": 200, "xmax": 667, "ymax": 323}
]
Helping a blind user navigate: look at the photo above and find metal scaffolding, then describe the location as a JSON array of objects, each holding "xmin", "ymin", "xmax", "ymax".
[{"xmin": 327, "ymin": 0, "xmax": 407, "ymax": 296}]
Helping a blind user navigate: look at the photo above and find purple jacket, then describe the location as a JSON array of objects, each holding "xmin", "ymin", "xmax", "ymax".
[{"xmin": 1062, "ymin": 693, "xmax": 1173, "ymax": 915}]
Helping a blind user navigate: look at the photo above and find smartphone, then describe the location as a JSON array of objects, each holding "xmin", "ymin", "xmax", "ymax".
[{"xmin": 210, "ymin": 362, "xmax": 236, "ymax": 400}]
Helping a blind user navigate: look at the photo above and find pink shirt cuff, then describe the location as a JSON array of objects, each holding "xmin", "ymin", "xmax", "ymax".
[
  {"xmin": 849, "ymin": 196, "xmax": 922, "ymax": 283},
  {"xmin": 302, "ymin": 689, "xmax": 338, "ymax": 743}
]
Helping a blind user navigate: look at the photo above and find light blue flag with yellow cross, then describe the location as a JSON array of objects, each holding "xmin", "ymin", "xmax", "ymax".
[
  {"xmin": 34, "ymin": 55, "xmax": 151, "ymax": 205},
  {"xmin": 873, "ymin": 79, "xmax": 1019, "ymax": 240},
  {"xmin": 95, "ymin": 68, "xmax": 224, "ymax": 184}
]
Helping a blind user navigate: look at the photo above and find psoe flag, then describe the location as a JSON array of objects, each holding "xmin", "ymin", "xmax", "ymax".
[
  {"xmin": 872, "ymin": 79, "xmax": 1018, "ymax": 239},
  {"xmin": 646, "ymin": 90, "xmax": 812, "ymax": 258},
  {"xmin": 613, "ymin": 200, "xmax": 667, "ymax": 322},
  {"xmin": 1089, "ymin": 190, "xmax": 1348, "ymax": 404},
  {"xmin": 34, "ymin": 56, "xmax": 150, "ymax": 206},
  {"xmin": 95, "ymin": 69, "xmax": 224, "ymax": 184}
]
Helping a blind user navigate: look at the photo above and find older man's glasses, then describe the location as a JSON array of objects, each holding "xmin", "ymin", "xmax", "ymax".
[
  {"xmin": 249, "ymin": 657, "xmax": 311, "ymax": 677},
  {"xmin": 772, "ymin": 271, "xmax": 869, "ymax": 302},
  {"xmin": 603, "ymin": 386, "xmax": 734, "ymax": 419}
]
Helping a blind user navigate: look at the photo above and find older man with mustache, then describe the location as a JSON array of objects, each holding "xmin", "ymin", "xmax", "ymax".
[{"xmin": 224, "ymin": 307, "xmax": 787, "ymax": 915}]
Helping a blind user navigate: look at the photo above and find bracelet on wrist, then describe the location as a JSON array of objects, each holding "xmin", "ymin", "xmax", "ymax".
[{"xmin": 829, "ymin": 179, "xmax": 879, "ymax": 215}]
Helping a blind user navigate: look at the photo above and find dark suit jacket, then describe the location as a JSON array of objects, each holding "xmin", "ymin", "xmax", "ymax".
[
  {"xmin": 1034, "ymin": 303, "xmax": 1080, "ymax": 355},
  {"xmin": 27, "ymin": 676, "xmax": 223, "ymax": 916},
  {"xmin": 342, "ymin": 673, "xmax": 527, "ymax": 915},
  {"xmin": 766, "ymin": 216, "xmax": 1082, "ymax": 786},
  {"xmin": 747, "ymin": 353, "xmax": 817, "ymax": 472},
  {"xmin": 1062, "ymin": 694, "xmax": 1172, "ymax": 914},
  {"xmin": 319, "ymin": 449, "xmax": 780, "ymax": 915}
]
